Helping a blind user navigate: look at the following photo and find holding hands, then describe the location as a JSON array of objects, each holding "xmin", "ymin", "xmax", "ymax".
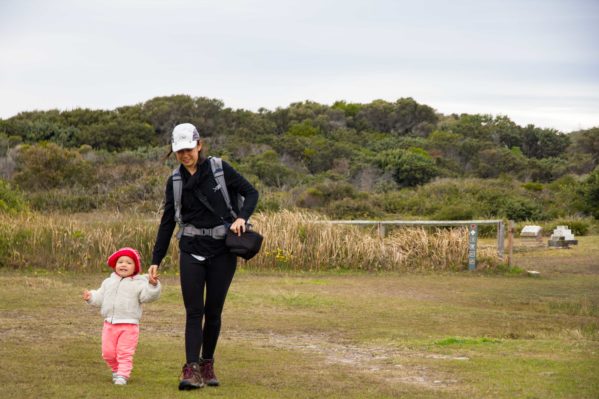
[
  {"xmin": 82, "ymin": 265, "xmax": 159, "ymax": 303},
  {"xmin": 148, "ymin": 265, "xmax": 160, "ymax": 286}
]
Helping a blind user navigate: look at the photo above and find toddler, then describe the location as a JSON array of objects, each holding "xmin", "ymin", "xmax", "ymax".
[{"xmin": 83, "ymin": 247, "xmax": 161, "ymax": 385}]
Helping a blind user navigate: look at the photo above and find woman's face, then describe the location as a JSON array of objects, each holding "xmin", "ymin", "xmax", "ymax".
[{"xmin": 175, "ymin": 142, "xmax": 202, "ymax": 171}]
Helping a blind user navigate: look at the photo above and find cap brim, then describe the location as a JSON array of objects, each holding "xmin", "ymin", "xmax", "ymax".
[{"xmin": 172, "ymin": 141, "xmax": 197, "ymax": 152}]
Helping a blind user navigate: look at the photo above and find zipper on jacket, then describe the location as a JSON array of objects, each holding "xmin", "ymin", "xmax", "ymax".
[{"xmin": 110, "ymin": 276, "xmax": 124, "ymax": 324}]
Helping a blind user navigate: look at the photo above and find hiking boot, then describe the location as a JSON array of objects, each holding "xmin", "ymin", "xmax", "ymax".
[
  {"xmin": 199, "ymin": 358, "xmax": 219, "ymax": 386},
  {"xmin": 178, "ymin": 362, "xmax": 204, "ymax": 390}
]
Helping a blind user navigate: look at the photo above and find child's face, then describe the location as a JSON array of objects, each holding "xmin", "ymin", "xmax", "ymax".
[{"xmin": 114, "ymin": 256, "xmax": 136, "ymax": 277}]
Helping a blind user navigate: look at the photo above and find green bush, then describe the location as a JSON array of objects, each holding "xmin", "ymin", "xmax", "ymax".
[
  {"xmin": 0, "ymin": 179, "xmax": 28, "ymax": 214},
  {"xmin": 579, "ymin": 166, "xmax": 599, "ymax": 219},
  {"xmin": 326, "ymin": 197, "xmax": 383, "ymax": 219},
  {"xmin": 377, "ymin": 178, "xmax": 560, "ymax": 222},
  {"xmin": 297, "ymin": 181, "xmax": 358, "ymax": 209},
  {"xmin": 377, "ymin": 191, "xmax": 412, "ymax": 214},
  {"xmin": 29, "ymin": 190, "xmax": 99, "ymax": 212},
  {"xmin": 249, "ymin": 189, "xmax": 291, "ymax": 213},
  {"xmin": 245, "ymin": 150, "xmax": 299, "ymax": 187},
  {"xmin": 106, "ymin": 176, "xmax": 164, "ymax": 209},
  {"xmin": 13, "ymin": 142, "xmax": 95, "ymax": 190},
  {"xmin": 475, "ymin": 147, "xmax": 528, "ymax": 179},
  {"xmin": 522, "ymin": 182, "xmax": 544, "ymax": 191},
  {"xmin": 377, "ymin": 148, "xmax": 439, "ymax": 187},
  {"xmin": 551, "ymin": 220, "xmax": 590, "ymax": 236},
  {"xmin": 433, "ymin": 204, "xmax": 475, "ymax": 220},
  {"xmin": 0, "ymin": 133, "xmax": 23, "ymax": 156},
  {"xmin": 498, "ymin": 197, "xmax": 544, "ymax": 221}
]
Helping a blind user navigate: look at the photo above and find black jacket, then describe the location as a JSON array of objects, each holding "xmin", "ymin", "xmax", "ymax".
[{"xmin": 151, "ymin": 158, "xmax": 259, "ymax": 266}]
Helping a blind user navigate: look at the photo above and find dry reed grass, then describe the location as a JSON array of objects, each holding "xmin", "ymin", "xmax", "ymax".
[
  {"xmin": 0, "ymin": 210, "xmax": 499, "ymax": 271},
  {"xmin": 0, "ymin": 212, "xmax": 175, "ymax": 272},
  {"xmin": 252, "ymin": 210, "xmax": 499, "ymax": 271}
]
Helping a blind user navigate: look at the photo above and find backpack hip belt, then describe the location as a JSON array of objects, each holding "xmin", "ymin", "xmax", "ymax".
[{"xmin": 180, "ymin": 224, "xmax": 227, "ymax": 240}]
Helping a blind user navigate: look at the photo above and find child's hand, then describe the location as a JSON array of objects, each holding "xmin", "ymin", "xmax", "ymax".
[
  {"xmin": 82, "ymin": 290, "xmax": 91, "ymax": 301},
  {"xmin": 148, "ymin": 265, "xmax": 159, "ymax": 286}
]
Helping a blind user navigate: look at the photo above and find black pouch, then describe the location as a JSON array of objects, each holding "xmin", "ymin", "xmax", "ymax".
[
  {"xmin": 225, "ymin": 229, "xmax": 264, "ymax": 260},
  {"xmin": 193, "ymin": 185, "xmax": 263, "ymax": 259}
]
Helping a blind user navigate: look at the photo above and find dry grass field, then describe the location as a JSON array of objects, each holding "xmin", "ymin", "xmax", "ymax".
[
  {"xmin": 0, "ymin": 211, "xmax": 500, "ymax": 272},
  {"xmin": 1, "ymin": 235, "xmax": 598, "ymax": 398}
]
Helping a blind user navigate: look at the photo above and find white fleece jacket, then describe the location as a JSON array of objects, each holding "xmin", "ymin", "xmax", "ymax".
[{"xmin": 87, "ymin": 272, "xmax": 161, "ymax": 324}]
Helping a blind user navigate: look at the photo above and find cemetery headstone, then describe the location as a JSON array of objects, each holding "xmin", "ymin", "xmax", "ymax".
[
  {"xmin": 548, "ymin": 225, "xmax": 578, "ymax": 248},
  {"xmin": 520, "ymin": 225, "xmax": 543, "ymax": 247}
]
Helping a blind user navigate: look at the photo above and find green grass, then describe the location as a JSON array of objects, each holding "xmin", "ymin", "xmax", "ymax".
[
  {"xmin": 434, "ymin": 337, "xmax": 500, "ymax": 346},
  {"xmin": 1, "ymin": 237, "xmax": 599, "ymax": 398}
]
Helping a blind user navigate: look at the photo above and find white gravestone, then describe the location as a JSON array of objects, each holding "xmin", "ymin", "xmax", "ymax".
[
  {"xmin": 548, "ymin": 225, "xmax": 578, "ymax": 247},
  {"xmin": 520, "ymin": 225, "xmax": 543, "ymax": 247},
  {"xmin": 521, "ymin": 225, "xmax": 542, "ymax": 237}
]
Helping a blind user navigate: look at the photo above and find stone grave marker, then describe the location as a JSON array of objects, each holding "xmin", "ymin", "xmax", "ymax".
[
  {"xmin": 520, "ymin": 225, "xmax": 543, "ymax": 247},
  {"xmin": 548, "ymin": 225, "xmax": 578, "ymax": 248}
]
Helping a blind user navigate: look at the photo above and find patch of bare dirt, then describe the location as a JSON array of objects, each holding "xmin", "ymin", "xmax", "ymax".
[{"xmin": 223, "ymin": 329, "xmax": 465, "ymax": 389}]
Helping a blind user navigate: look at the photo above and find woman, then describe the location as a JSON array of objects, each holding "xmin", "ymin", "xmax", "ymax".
[{"xmin": 148, "ymin": 123, "xmax": 258, "ymax": 390}]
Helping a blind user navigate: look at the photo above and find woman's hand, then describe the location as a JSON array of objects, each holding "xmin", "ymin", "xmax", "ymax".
[
  {"xmin": 82, "ymin": 290, "xmax": 91, "ymax": 301},
  {"xmin": 230, "ymin": 218, "xmax": 246, "ymax": 236},
  {"xmin": 148, "ymin": 265, "xmax": 159, "ymax": 286}
]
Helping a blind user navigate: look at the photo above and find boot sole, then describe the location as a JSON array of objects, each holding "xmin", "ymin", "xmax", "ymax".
[{"xmin": 178, "ymin": 382, "xmax": 204, "ymax": 390}]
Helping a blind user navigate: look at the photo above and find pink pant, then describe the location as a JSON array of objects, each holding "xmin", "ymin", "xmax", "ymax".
[{"xmin": 101, "ymin": 322, "xmax": 139, "ymax": 379}]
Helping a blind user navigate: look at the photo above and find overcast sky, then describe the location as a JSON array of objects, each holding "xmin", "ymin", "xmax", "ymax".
[{"xmin": 1, "ymin": 0, "xmax": 598, "ymax": 132}]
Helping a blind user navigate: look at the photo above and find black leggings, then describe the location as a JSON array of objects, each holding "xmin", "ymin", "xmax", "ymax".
[{"xmin": 179, "ymin": 251, "xmax": 237, "ymax": 363}]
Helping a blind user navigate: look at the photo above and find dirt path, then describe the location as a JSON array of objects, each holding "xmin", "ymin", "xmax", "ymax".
[{"xmin": 223, "ymin": 329, "xmax": 465, "ymax": 389}]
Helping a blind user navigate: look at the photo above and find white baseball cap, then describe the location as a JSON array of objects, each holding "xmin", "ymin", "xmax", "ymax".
[{"xmin": 171, "ymin": 123, "xmax": 200, "ymax": 152}]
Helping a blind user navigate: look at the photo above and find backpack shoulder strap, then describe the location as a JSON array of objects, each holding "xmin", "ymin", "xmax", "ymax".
[
  {"xmin": 209, "ymin": 156, "xmax": 237, "ymax": 219},
  {"xmin": 172, "ymin": 166, "xmax": 183, "ymax": 226}
]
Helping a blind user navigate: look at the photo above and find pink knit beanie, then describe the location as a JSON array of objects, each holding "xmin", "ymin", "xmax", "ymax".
[{"xmin": 107, "ymin": 247, "xmax": 142, "ymax": 275}]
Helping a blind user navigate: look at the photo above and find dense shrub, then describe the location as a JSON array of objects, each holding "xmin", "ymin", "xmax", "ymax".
[
  {"xmin": 28, "ymin": 190, "xmax": 99, "ymax": 212},
  {"xmin": 497, "ymin": 197, "xmax": 544, "ymax": 221},
  {"xmin": 245, "ymin": 150, "xmax": 299, "ymax": 187},
  {"xmin": 381, "ymin": 178, "xmax": 557, "ymax": 221},
  {"xmin": 297, "ymin": 181, "xmax": 358, "ymax": 209},
  {"xmin": 377, "ymin": 148, "xmax": 439, "ymax": 187},
  {"xmin": 432, "ymin": 204, "xmax": 476, "ymax": 221},
  {"xmin": 0, "ymin": 179, "xmax": 28, "ymax": 214},
  {"xmin": 13, "ymin": 142, "xmax": 95, "ymax": 190},
  {"xmin": 551, "ymin": 219, "xmax": 590, "ymax": 236},
  {"xmin": 521, "ymin": 182, "xmax": 544, "ymax": 191},
  {"xmin": 0, "ymin": 128, "xmax": 595, "ymax": 223},
  {"xmin": 475, "ymin": 148, "xmax": 528, "ymax": 179},
  {"xmin": 274, "ymin": 134, "xmax": 356, "ymax": 174},
  {"xmin": 579, "ymin": 166, "xmax": 599, "ymax": 219},
  {"xmin": 326, "ymin": 197, "xmax": 383, "ymax": 219}
]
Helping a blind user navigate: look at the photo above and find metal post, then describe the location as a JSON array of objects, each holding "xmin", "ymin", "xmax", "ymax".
[
  {"xmin": 507, "ymin": 220, "xmax": 514, "ymax": 267},
  {"xmin": 497, "ymin": 221, "xmax": 505, "ymax": 260},
  {"xmin": 468, "ymin": 223, "xmax": 478, "ymax": 270},
  {"xmin": 377, "ymin": 223, "xmax": 386, "ymax": 238}
]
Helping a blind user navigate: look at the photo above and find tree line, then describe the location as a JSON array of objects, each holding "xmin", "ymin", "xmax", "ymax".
[{"xmin": 0, "ymin": 95, "xmax": 597, "ymax": 221}]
